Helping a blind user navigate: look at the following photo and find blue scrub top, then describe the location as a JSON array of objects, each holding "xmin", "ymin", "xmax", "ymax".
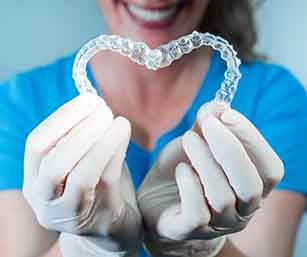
[{"xmin": 0, "ymin": 51, "xmax": 306, "ymax": 256}]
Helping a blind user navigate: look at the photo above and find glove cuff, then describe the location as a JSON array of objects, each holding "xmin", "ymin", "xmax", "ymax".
[{"xmin": 59, "ymin": 233, "xmax": 129, "ymax": 257}]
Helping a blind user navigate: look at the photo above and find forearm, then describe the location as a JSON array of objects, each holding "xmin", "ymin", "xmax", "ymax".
[
  {"xmin": 40, "ymin": 241, "xmax": 63, "ymax": 257},
  {"xmin": 43, "ymin": 233, "xmax": 141, "ymax": 257},
  {"xmin": 216, "ymin": 239, "xmax": 247, "ymax": 257}
]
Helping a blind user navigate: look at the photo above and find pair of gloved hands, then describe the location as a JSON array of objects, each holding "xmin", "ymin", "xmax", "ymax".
[{"xmin": 23, "ymin": 94, "xmax": 284, "ymax": 257}]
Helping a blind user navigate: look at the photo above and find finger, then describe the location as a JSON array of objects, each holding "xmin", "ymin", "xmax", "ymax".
[
  {"xmin": 220, "ymin": 109, "xmax": 284, "ymax": 196},
  {"xmin": 94, "ymin": 141, "xmax": 129, "ymax": 217},
  {"xmin": 200, "ymin": 116, "xmax": 263, "ymax": 217},
  {"xmin": 182, "ymin": 131, "xmax": 239, "ymax": 227},
  {"xmin": 196, "ymin": 101, "xmax": 228, "ymax": 121},
  {"xmin": 192, "ymin": 102, "xmax": 227, "ymax": 136},
  {"xmin": 157, "ymin": 162, "xmax": 211, "ymax": 240},
  {"xmin": 176, "ymin": 162, "xmax": 211, "ymax": 225},
  {"xmin": 95, "ymin": 118, "xmax": 131, "ymax": 215},
  {"xmin": 101, "ymin": 117, "xmax": 131, "ymax": 184},
  {"xmin": 158, "ymin": 137, "xmax": 190, "ymax": 178},
  {"xmin": 24, "ymin": 93, "xmax": 105, "ymax": 185},
  {"xmin": 61, "ymin": 117, "xmax": 131, "ymax": 208},
  {"xmin": 37, "ymin": 104, "xmax": 113, "ymax": 201},
  {"xmin": 36, "ymin": 118, "xmax": 130, "ymax": 234},
  {"xmin": 138, "ymin": 136, "xmax": 189, "ymax": 200}
]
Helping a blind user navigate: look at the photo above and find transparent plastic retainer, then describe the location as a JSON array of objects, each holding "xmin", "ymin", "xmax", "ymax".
[{"xmin": 72, "ymin": 31, "xmax": 241, "ymax": 106}]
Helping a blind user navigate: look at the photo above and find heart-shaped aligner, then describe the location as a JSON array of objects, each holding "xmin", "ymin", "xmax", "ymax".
[{"xmin": 72, "ymin": 31, "xmax": 241, "ymax": 105}]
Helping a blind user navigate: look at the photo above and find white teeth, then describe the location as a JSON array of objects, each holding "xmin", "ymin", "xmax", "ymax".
[{"xmin": 127, "ymin": 4, "xmax": 178, "ymax": 22}]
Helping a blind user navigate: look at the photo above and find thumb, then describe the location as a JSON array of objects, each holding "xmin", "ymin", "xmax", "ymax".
[{"xmin": 157, "ymin": 163, "xmax": 211, "ymax": 240}]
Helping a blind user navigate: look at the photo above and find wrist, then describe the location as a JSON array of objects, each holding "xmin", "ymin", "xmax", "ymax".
[{"xmin": 59, "ymin": 199, "xmax": 142, "ymax": 257}]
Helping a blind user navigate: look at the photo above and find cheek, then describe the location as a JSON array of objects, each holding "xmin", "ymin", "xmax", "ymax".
[
  {"xmin": 97, "ymin": 0, "xmax": 110, "ymax": 13},
  {"xmin": 97, "ymin": 0, "xmax": 120, "ymax": 28}
]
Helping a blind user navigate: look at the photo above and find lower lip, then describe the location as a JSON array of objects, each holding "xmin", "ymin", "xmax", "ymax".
[{"xmin": 122, "ymin": 2, "xmax": 183, "ymax": 30}]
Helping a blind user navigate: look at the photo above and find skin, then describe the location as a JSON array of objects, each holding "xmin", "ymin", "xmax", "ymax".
[
  {"xmin": 91, "ymin": 0, "xmax": 212, "ymax": 150},
  {"xmin": 0, "ymin": 1, "xmax": 306, "ymax": 257}
]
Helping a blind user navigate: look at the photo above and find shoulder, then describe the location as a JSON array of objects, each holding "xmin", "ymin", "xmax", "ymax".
[
  {"xmin": 0, "ymin": 54, "xmax": 79, "ymax": 190},
  {"xmin": 240, "ymin": 60, "xmax": 305, "ymax": 94},
  {"xmin": 241, "ymin": 60, "xmax": 305, "ymax": 97},
  {"xmin": 231, "ymin": 59, "xmax": 306, "ymax": 120},
  {"xmin": 234, "ymin": 59, "xmax": 307, "ymax": 136},
  {"xmin": 0, "ymin": 54, "xmax": 79, "ymax": 131}
]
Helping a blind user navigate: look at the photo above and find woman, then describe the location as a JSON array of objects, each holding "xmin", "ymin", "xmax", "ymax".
[{"xmin": 0, "ymin": 0, "xmax": 306, "ymax": 257}]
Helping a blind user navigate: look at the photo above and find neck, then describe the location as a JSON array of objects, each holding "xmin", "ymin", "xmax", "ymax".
[
  {"xmin": 89, "ymin": 47, "xmax": 212, "ymax": 149},
  {"xmin": 90, "ymin": 47, "xmax": 212, "ymax": 105}
]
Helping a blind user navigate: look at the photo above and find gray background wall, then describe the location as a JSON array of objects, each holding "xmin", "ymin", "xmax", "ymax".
[
  {"xmin": 1, "ymin": 1, "xmax": 307, "ymax": 86},
  {"xmin": 0, "ymin": 1, "xmax": 306, "ymax": 256}
]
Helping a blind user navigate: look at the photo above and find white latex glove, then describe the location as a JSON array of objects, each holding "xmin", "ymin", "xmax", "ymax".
[
  {"xmin": 138, "ymin": 102, "xmax": 284, "ymax": 257},
  {"xmin": 23, "ymin": 94, "xmax": 142, "ymax": 257}
]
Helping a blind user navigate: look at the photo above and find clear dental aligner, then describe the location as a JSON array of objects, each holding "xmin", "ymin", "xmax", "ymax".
[{"xmin": 73, "ymin": 31, "xmax": 241, "ymax": 105}]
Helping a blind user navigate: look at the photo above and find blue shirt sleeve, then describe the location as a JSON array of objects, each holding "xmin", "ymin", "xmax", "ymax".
[
  {"xmin": 0, "ymin": 55, "xmax": 78, "ymax": 191},
  {"xmin": 0, "ymin": 75, "xmax": 37, "ymax": 190},
  {"xmin": 253, "ymin": 66, "xmax": 307, "ymax": 195}
]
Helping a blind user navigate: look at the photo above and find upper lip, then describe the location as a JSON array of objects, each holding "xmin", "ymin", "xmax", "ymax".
[{"xmin": 122, "ymin": 0, "xmax": 183, "ymax": 10}]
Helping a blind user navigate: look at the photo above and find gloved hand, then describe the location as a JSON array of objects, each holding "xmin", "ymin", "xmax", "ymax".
[
  {"xmin": 137, "ymin": 102, "xmax": 284, "ymax": 257},
  {"xmin": 23, "ymin": 94, "xmax": 142, "ymax": 257}
]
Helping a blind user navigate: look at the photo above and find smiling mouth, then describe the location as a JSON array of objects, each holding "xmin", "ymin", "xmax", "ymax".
[{"xmin": 121, "ymin": 1, "xmax": 186, "ymax": 29}]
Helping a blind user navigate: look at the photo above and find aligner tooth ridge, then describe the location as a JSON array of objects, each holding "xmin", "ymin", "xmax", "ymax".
[{"xmin": 73, "ymin": 32, "xmax": 242, "ymax": 106}]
